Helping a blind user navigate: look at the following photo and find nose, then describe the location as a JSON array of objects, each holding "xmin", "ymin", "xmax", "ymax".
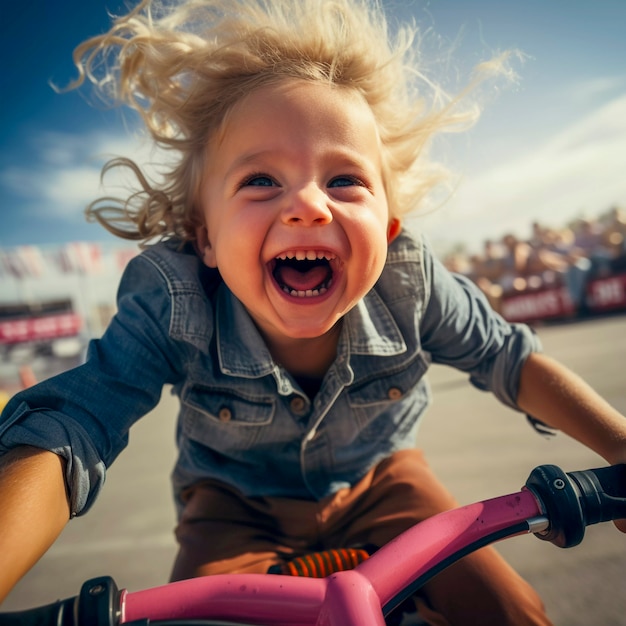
[{"xmin": 281, "ymin": 183, "xmax": 333, "ymax": 226}]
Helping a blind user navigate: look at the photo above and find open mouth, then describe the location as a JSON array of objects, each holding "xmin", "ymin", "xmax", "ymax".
[{"xmin": 271, "ymin": 250, "xmax": 337, "ymax": 298}]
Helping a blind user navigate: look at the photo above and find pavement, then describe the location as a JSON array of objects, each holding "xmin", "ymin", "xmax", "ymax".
[{"xmin": 2, "ymin": 314, "xmax": 626, "ymax": 624}]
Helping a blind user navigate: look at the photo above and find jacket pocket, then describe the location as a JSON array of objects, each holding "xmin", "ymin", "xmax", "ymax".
[
  {"xmin": 347, "ymin": 352, "xmax": 430, "ymax": 441},
  {"xmin": 180, "ymin": 383, "xmax": 276, "ymax": 451}
]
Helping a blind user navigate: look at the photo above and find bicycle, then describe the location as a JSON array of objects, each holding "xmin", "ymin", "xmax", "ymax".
[{"xmin": 1, "ymin": 463, "xmax": 625, "ymax": 626}]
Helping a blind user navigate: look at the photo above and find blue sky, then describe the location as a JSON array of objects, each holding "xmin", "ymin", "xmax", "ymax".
[{"xmin": 2, "ymin": 0, "xmax": 626, "ymax": 252}]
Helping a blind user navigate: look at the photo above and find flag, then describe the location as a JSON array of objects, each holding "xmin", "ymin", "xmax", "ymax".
[
  {"xmin": 64, "ymin": 242, "xmax": 103, "ymax": 274},
  {"xmin": 0, "ymin": 246, "xmax": 45, "ymax": 279}
]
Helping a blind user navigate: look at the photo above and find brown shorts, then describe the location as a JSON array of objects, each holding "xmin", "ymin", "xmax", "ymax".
[{"xmin": 170, "ymin": 449, "xmax": 552, "ymax": 626}]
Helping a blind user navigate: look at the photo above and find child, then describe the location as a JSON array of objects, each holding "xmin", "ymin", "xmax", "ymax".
[{"xmin": 1, "ymin": 1, "xmax": 625, "ymax": 623}]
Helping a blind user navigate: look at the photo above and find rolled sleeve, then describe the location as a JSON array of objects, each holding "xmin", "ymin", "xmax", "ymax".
[
  {"xmin": 0, "ymin": 252, "xmax": 186, "ymax": 515},
  {"xmin": 0, "ymin": 401, "xmax": 105, "ymax": 516},
  {"xmin": 467, "ymin": 322, "xmax": 542, "ymax": 409},
  {"xmin": 420, "ymin": 244, "xmax": 542, "ymax": 410}
]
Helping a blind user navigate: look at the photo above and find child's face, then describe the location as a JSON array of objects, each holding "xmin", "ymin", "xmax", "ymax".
[{"xmin": 198, "ymin": 80, "xmax": 395, "ymax": 346}]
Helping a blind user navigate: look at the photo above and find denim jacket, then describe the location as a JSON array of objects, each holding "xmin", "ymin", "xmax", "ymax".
[{"xmin": 0, "ymin": 230, "xmax": 541, "ymax": 516}]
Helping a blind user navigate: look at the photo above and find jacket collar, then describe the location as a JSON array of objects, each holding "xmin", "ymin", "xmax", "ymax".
[{"xmin": 216, "ymin": 285, "xmax": 407, "ymax": 379}]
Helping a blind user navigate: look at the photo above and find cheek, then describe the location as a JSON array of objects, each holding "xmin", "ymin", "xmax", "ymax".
[
  {"xmin": 213, "ymin": 215, "xmax": 264, "ymax": 273},
  {"xmin": 348, "ymin": 227, "xmax": 389, "ymax": 291},
  {"xmin": 352, "ymin": 209, "xmax": 391, "ymax": 253}
]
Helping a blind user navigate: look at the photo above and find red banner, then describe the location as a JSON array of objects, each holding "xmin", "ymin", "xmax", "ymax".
[
  {"xmin": 587, "ymin": 273, "xmax": 626, "ymax": 312},
  {"xmin": 0, "ymin": 314, "xmax": 82, "ymax": 344},
  {"xmin": 501, "ymin": 287, "xmax": 575, "ymax": 323}
]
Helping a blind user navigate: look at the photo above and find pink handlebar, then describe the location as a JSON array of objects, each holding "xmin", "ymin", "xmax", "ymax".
[
  {"xmin": 359, "ymin": 489, "xmax": 543, "ymax": 607},
  {"xmin": 121, "ymin": 489, "xmax": 543, "ymax": 625},
  {"xmin": 122, "ymin": 574, "xmax": 328, "ymax": 625}
]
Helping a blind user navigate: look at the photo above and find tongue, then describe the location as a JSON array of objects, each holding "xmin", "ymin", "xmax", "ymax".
[{"xmin": 277, "ymin": 264, "xmax": 329, "ymax": 291}]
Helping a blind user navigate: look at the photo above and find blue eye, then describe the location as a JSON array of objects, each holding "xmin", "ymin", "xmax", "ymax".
[
  {"xmin": 329, "ymin": 176, "xmax": 360, "ymax": 188},
  {"xmin": 244, "ymin": 174, "xmax": 275, "ymax": 187}
]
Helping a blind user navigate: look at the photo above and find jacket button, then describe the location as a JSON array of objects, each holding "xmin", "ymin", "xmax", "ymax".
[
  {"xmin": 388, "ymin": 387, "xmax": 402, "ymax": 400},
  {"xmin": 290, "ymin": 396, "xmax": 306, "ymax": 414},
  {"xmin": 218, "ymin": 407, "xmax": 232, "ymax": 422}
]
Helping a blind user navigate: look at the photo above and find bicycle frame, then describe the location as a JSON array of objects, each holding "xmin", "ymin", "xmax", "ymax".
[
  {"xmin": 2, "ymin": 463, "xmax": 625, "ymax": 626},
  {"xmin": 119, "ymin": 489, "xmax": 545, "ymax": 625}
]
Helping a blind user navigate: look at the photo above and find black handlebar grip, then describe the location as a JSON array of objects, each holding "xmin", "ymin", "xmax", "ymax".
[
  {"xmin": 0, "ymin": 576, "xmax": 121, "ymax": 626},
  {"xmin": 526, "ymin": 464, "xmax": 626, "ymax": 548},
  {"xmin": 0, "ymin": 597, "xmax": 76, "ymax": 625},
  {"xmin": 568, "ymin": 464, "xmax": 626, "ymax": 525}
]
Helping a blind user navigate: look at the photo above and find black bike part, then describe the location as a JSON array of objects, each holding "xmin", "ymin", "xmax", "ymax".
[
  {"xmin": 525, "ymin": 464, "xmax": 586, "ymax": 548},
  {"xmin": 0, "ymin": 576, "xmax": 121, "ymax": 626},
  {"xmin": 525, "ymin": 463, "xmax": 626, "ymax": 548},
  {"xmin": 78, "ymin": 576, "xmax": 121, "ymax": 626},
  {"xmin": 568, "ymin": 464, "xmax": 626, "ymax": 525},
  {"xmin": 0, "ymin": 596, "xmax": 76, "ymax": 626},
  {"xmin": 381, "ymin": 521, "xmax": 529, "ymax": 618}
]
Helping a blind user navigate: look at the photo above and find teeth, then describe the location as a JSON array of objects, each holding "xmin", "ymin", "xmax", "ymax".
[
  {"xmin": 272, "ymin": 251, "xmax": 335, "ymax": 298},
  {"xmin": 282, "ymin": 280, "xmax": 332, "ymax": 298},
  {"xmin": 275, "ymin": 251, "xmax": 336, "ymax": 261}
]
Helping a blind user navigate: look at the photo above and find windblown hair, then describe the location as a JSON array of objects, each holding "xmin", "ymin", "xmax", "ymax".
[{"xmin": 71, "ymin": 0, "xmax": 505, "ymax": 244}]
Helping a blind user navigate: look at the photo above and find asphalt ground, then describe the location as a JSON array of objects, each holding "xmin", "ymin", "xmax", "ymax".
[{"xmin": 2, "ymin": 314, "xmax": 626, "ymax": 624}]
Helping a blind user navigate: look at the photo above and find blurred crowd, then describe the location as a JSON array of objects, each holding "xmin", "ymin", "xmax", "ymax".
[{"xmin": 442, "ymin": 206, "xmax": 626, "ymax": 314}]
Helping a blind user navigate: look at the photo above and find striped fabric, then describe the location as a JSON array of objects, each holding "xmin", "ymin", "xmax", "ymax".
[{"xmin": 268, "ymin": 548, "xmax": 371, "ymax": 577}]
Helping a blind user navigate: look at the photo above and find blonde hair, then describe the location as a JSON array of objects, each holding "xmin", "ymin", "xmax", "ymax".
[{"xmin": 71, "ymin": 0, "xmax": 503, "ymax": 244}]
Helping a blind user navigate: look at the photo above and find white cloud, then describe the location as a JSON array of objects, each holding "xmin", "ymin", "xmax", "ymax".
[
  {"xmin": 416, "ymin": 92, "xmax": 626, "ymax": 253},
  {"xmin": 43, "ymin": 166, "xmax": 108, "ymax": 213},
  {"xmin": 565, "ymin": 75, "xmax": 626, "ymax": 106},
  {"xmin": 1, "ymin": 129, "xmax": 172, "ymax": 219}
]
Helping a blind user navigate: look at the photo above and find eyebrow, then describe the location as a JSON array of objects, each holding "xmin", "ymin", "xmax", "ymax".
[
  {"xmin": 227, "ymin": 150, "xmax": 274, "ymax": 172},
  {"xmin": 225, "ymin": 146, "xmax": 380, "ymax": 179}
]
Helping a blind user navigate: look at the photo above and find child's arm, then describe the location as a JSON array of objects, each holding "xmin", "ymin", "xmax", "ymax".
[
  {"xmin": 517, "ymin": 352, "xmax": 626, "ymax": 464},
  {"xmin": 516, "ymin": 351, "xmax": 626, "ymax": 532},
  {"xmin": 0, "ymin": 446, "xmax": 70, "ymax": 604}
]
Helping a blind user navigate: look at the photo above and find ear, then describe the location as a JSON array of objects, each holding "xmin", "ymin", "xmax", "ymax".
[
  {"xmin": 387, "ymin": 218, "xmax": 402, "ymax": 244},
  {"xmin": 195, "ymin": 225, "xmax": 218, "ymax": 268}
]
